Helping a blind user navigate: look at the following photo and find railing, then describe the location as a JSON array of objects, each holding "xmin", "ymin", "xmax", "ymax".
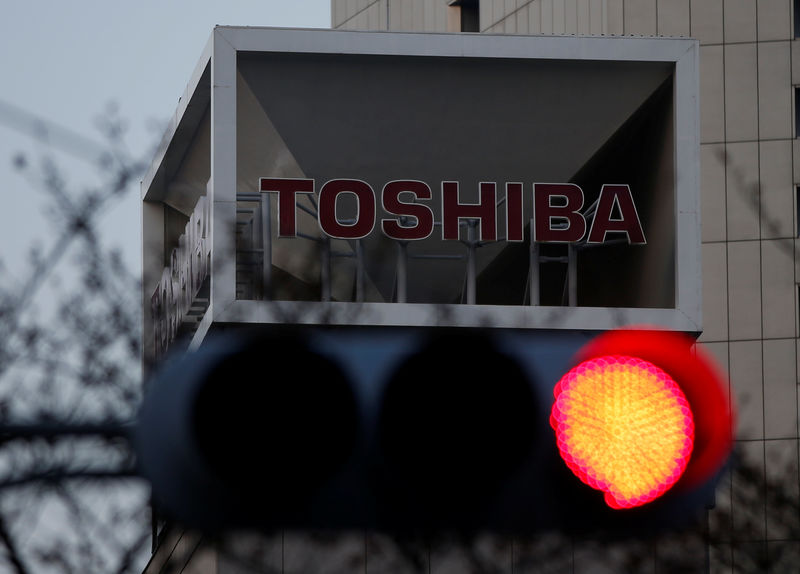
[{"xmin": 235, "ymin": 191, "xmax": 589, "ymax": 307}]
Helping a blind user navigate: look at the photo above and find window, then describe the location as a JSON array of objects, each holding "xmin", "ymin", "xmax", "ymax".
[
  {"xmin": 450, "ymin": 0, "xmax": 479, "ymax": 33},
  {"xmin": 795, "ymin": 0, "xmax": 800, "ymax": 38},
  {"xmin": 795, "ymin": 87, "xmax": 800, "ymax": 137},
  {"xmin": 796, "ymin": 186, "xmax": 800, "ymax": 237}
]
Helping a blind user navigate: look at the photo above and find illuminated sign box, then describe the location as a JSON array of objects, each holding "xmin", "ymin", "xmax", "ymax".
[{"xmin": 141, "ymin": 27, "xmax": 699, "ymax": 358}]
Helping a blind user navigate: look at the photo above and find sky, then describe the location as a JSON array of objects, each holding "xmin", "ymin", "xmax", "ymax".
[{"xmin": 0, "ymin": 0, "xmax": 331, "ymax": 283}]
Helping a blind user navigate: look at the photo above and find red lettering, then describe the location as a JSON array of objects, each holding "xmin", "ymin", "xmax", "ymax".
[
  {"xmin": 318, "ymin": 179, "xmax": 376, "ymax": 239},
  {"xmin": 586, "ymin": 184, "xmax": 646, "ymax": 244},
  {"xmin": 442, "ymin": 181, "xmax": 497, "ymax": 241},
  {"xmin": 381, "ymin": 180, "xmax": 434, "ymax": 240},
  {"xmin": 259, "ymin": 177, "xmax": 645, "ymax": 246},
  {"xmin": 259, "ymin": 177, "xmax": 314, "ymax": 237},
  {"xmin": 506, "ymin": 182, "xmax": 524, "ymax": 242},
  {"xmin": 533, "ymin": 183, "xmax": 586, "ymax": 243}
]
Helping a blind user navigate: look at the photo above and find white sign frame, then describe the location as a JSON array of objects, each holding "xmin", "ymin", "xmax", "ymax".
[{"xmin": 141, "ymin": 27, "xmax": 700, "ymax": 353}]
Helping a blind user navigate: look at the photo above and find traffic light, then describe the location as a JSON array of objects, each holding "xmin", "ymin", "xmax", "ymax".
[{"xmin": 135, "ymin": 325, "xmax": 734, "ymax": 536}]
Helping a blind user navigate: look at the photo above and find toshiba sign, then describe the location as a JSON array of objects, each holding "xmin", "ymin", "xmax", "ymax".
[
  {"xmin": 260, "ymin": 178, "xmax": 645, "ymax": 245},
  {"xmin": 141, "ymin": 28, "xmax": 700, "ymax": 358}
]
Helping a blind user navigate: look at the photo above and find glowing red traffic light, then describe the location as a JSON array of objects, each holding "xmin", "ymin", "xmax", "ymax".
[
  {"xmin": 551, "ymin": 355, "xmax": 695, "ymax": 509},
  {"xmin": 550, "ymin": 328, "xmax": 734, "ymax": 510}
]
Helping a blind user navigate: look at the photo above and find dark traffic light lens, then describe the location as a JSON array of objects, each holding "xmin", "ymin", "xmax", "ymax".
[
  {"xmin": 192, "ymin": 333, "xmax": 358, "ymax": 504},
  {"xmin": 378, "ymin": 330, "xmax": 538, "ymax": 519}
]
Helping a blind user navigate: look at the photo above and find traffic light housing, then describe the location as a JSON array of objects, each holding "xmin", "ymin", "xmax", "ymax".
[{"xmin": 135, "ymin": 325, "xmax": 734, "ymax": 536}]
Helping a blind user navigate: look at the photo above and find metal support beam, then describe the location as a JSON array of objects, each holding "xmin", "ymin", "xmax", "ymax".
[
  {"xmin": 260, "ymin": 194, "xmax": 272, "ymax": 301},
  {"xmin": 568, "ymin": 243, "xmax": 577, "ymax": 307}
]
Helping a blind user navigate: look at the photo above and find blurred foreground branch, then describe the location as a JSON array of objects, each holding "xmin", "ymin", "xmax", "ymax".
[{"xmin": 0, "ymin": 102, "xmax": 150, "ymax": 573}]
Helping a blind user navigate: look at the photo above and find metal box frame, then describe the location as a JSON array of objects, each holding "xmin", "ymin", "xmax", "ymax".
[{"xmin": 141, "ymin": 27, "xmax": 700, "ymax": 359}]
